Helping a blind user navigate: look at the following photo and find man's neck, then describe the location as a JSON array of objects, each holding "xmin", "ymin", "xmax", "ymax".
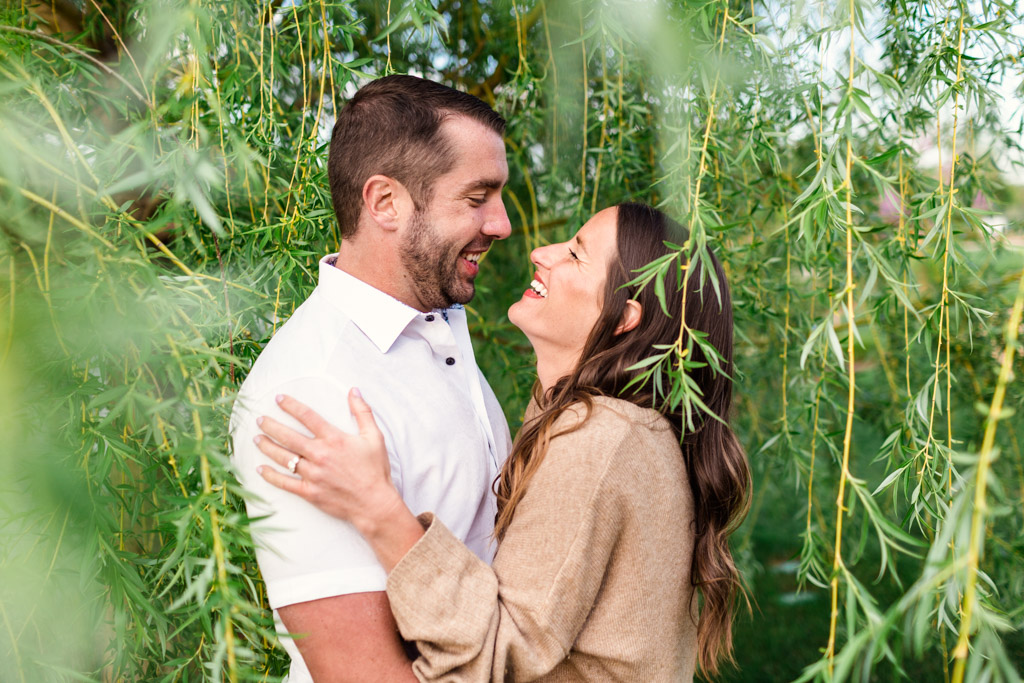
[{"xmin": 334, "ymin": 238, "xmax": 431, "ymax": 312}]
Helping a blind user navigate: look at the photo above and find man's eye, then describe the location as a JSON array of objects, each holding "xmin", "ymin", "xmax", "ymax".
[
  {"xmin": 568, "ymin": 248, "xmax": 579, "ymax": 260},
  {"xmin": 468, "ymin": 196, "xmax": 485, "ymax": 206}
]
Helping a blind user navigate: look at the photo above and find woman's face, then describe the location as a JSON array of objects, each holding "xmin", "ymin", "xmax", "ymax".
[{"xmin": 508, "ymin": 206, "xmax": 619, "ymax": 363}]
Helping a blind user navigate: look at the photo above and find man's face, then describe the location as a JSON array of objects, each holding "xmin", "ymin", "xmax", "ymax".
[{"xmin": 399, "ymin": 117, "xmax": 511, "ymax": 311}]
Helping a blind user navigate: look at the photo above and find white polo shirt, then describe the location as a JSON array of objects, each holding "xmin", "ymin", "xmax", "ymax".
[{"xmin": 230, "ymin": 255, "xmax": 511, "ymax": 681}]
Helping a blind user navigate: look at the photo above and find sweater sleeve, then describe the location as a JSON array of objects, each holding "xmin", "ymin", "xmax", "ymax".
[{"xmin": 385, "ymin": 404, "xmax": 632, "ymax": 682}]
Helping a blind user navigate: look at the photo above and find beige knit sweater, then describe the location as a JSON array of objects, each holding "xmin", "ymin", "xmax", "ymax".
[{"xmin": 386, "ymin": 396, "xmax": 698, "ymax": 682}]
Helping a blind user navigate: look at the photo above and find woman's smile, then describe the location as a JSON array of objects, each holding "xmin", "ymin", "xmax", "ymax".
[{"xmin": 525, "ymin": 273, "xmax": 547, "ymax": 298}]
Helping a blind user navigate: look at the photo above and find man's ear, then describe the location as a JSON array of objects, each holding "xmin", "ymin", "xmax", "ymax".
[
  {"xmin": 361, "ymin": 175, "xmax": 412, "ymax": 232},
  {"xmin": 614, "ymin": 299, "xmax": 642, "ymax": 336}
]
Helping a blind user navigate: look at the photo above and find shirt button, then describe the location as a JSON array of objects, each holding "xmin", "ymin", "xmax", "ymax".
[
  {"xmin": 445, "ymin": 357, "xmax": 455, "ymax": 366},
  {"xmin": 425, "ymin": 315, "xmax": 435, "ymax": 322}
]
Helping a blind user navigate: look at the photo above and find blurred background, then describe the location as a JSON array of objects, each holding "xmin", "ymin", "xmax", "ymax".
[{"xmin": 1, "ymin": 0, "xmax": 1022, "ymax": 680}]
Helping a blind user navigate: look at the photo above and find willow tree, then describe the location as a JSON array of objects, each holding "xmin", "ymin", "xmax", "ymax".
[{"xmin": 1, "ymin": 0, "xmax": 1022, "ymax": 681}]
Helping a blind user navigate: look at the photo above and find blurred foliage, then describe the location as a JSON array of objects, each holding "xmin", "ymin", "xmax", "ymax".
[{"xmin": 1, "ymin": 0, "xmax": 1023, "ymax": 680}]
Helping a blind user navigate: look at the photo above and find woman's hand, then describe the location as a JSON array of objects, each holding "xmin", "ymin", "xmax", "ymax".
[{"xmin": 255, "ymin": 389, "xmax": 405, "ymax": 535}]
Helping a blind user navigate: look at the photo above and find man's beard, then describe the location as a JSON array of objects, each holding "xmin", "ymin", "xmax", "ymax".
[{"xmin": 399, "ymin": 209, "xmax": 475, "ymax": 310}]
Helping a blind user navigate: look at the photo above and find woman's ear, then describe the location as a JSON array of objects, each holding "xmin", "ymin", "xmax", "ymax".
[{"xmin": 614, "ymin": 299, "xmax": 642, "ymax": 336}]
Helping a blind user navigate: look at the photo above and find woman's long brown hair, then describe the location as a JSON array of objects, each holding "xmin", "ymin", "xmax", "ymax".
[{"xmin": 493, "ymin": 202, "xmax": 750, "ymax": 677}]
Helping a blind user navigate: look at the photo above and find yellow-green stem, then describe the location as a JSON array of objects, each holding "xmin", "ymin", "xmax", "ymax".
[
  {"xmin": 826, "ymin": 0, "xmax": 858, "ymax": 670},
  {"xmin": 677, "ymin": 3, "xmax": 729, "ymax": 350},
  {"xmin": 950, "ymin": 265, "xmax": 1024, "ymax": 683},
  {"xmin": 576, "ymin": 8, "xmax": 588, "ymax": 215}
]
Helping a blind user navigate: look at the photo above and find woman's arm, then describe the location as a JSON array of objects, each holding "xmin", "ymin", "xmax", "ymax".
[
  {"xmin": 386, "ymin": 404, "xmax": 632, "ymax": 681},
  {"xmin": 254, "ymin": 391, "xmax": 424, "ymax": 571},
  {"xmin": 257, "ymin": 395, "xmax": 638, "ymax": 682}
]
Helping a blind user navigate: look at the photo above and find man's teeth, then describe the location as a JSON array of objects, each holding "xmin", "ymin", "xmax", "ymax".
[
  {"xmin": 530, "ymin": 279, "xmax": 548, "ymax": 298},
  {"xmin": 463, "ymin": 253, "xmax": 481, "ymax": 264}
]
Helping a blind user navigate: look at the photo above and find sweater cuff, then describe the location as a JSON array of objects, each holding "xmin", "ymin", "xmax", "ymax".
[{"xmin": 386, "ymin": 512, "xmax": 498, "ymax": 643}]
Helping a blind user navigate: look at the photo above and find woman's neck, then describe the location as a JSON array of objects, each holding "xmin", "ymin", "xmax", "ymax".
[{"xmin": 535, "ymin": 347, "xmax": 580, "ymax": 393}]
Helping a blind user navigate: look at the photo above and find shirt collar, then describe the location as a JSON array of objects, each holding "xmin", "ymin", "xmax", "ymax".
[{"xmin": 315, "ymin": 254, "xmax": 422, "ymax": 354}]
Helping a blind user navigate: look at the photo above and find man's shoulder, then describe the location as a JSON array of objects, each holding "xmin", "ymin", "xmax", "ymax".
[
  {"xmin": 239, "ymin": 293, "xmax": 355, "ymax": 393},
  {"xmin": 231, "ymin": 292, "xmax": 363, "ymax": 430}
]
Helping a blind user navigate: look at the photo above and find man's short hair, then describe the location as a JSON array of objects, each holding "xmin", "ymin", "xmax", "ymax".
[{"xmin": 328, "ymin": 75, "xmax": 506, "ymax": 238}]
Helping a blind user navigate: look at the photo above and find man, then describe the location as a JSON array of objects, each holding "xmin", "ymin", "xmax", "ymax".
[{"xmin": 231, "ymin": 75, "xmax": 513, "ymax": 681}]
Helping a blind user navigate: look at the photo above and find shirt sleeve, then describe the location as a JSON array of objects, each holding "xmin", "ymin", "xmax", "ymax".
[
  {"xmin": 232, "ymin": 375, "xmax": 401, "ymax": 608},
  {"xmin": 385, "ymin": 404, "xmax": 630, "ymax": 681}
]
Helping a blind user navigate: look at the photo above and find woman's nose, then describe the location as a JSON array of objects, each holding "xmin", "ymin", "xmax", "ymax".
[{"xmin": 530, "ymin": 243, "xmax": 556, "ymax": 269}]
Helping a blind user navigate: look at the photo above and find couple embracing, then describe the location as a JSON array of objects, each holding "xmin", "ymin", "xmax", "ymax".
[{"xmin": 231, "ymin": 75, "xmax": 750, "ymax": 682}]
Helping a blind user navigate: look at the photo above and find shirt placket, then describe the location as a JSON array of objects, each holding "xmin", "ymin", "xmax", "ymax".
[
  {"xmin": 414, "ymin": 314, "xmax": 469, "ymax": 387},
  {"xmin": 414, "ymin": 313, "xmax": 498, "ymax": 466},
  {"xmin": 440, "ymin": 310, "xmax": 501, "ymax": 468}
]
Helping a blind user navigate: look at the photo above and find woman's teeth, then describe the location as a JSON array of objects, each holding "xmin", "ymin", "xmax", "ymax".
[{"xmin": 530, "ymin": 279, "xmax": 548, "ymax": 297}]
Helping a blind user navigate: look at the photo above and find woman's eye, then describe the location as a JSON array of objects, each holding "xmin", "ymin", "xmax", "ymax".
[{"xmin": 568, "ymin": 248, "xmax": 579, "ymax": 261}]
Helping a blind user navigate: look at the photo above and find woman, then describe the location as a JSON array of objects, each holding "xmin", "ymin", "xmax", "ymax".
[{"xmin": 254, "ymin": 203, "xmax": 750, "ymax": 681}]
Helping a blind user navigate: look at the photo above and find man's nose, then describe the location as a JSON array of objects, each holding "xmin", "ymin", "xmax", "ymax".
[{"xmin": 483, "ymin": 196, "xmax": 512, "ymax": 240}]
